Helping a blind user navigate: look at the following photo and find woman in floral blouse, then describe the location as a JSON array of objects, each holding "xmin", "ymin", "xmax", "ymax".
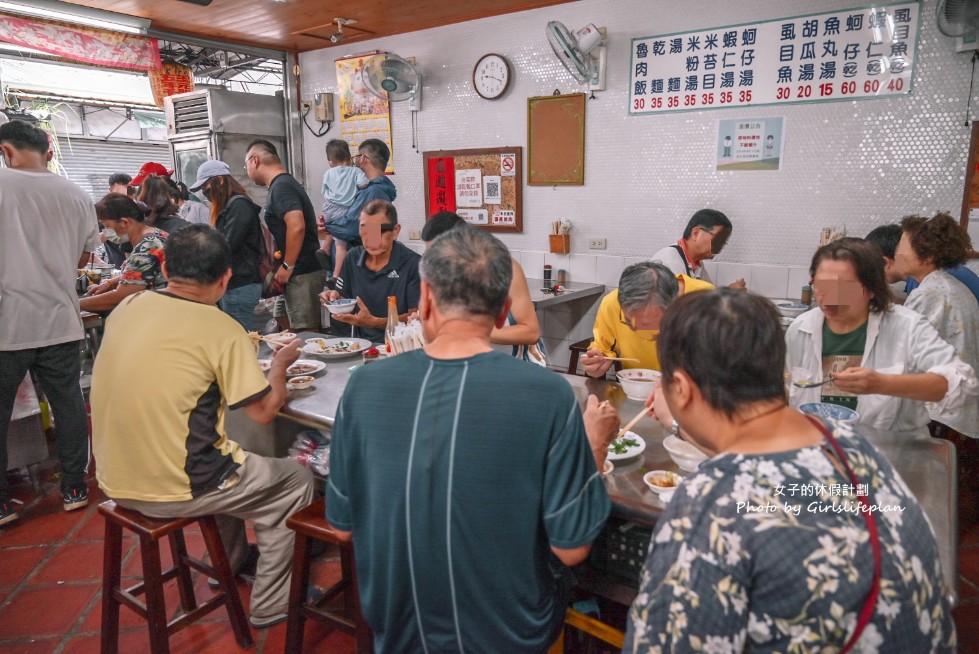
[
  {"xmin": 626, "ymin": 289, "xmax": 955, "ymax": 653},
  {"xmin": 79, "ymin": 194, "xmax": 169, "ymax": 314}
]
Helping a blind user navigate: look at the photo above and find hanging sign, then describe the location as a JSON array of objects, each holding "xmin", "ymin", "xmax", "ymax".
[
  {"xmin": 629, "ymin": 1, "xmax": 919, "ymax": 115},
  {"xmin": 149, "ymin": 62, "xmax": 195, "ymax": 109}
]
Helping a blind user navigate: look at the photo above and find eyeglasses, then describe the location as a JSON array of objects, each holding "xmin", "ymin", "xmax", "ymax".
[
  {"xmin": 242, "ymin": 155, "xmax": 256, "ymax": 170},
  {"xmin": 352, "ymin": 153, "xmax": 369, "ymax": 163}
]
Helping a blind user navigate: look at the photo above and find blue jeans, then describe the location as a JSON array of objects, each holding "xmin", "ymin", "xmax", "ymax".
[{"xmin": 220, "ymin": 283, "xmax": 261, "ymax": 331}]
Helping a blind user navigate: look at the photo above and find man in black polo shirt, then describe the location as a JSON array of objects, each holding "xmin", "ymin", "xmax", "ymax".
[
  {"xmin": 245, "ymin": 139, "xmax": 322, "ymax": 331},
  {"xmin": 320, "ymin": 199, "xmax": 420, "ymax": 342}
]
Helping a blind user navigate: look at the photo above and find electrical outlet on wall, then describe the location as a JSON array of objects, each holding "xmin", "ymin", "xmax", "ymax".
[
  {"xmin": 589, "ymin": 238, "xmax": 607, "ymax": 250},
  {"xmin": 408, "ymin": 230, "xmax": 422, "ymax": 240},
  {"xmin": 301, "ymin": 101, "xmax": 311, "ymax": 112}
]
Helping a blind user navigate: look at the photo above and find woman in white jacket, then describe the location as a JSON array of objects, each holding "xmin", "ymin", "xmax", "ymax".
[{"xmin": 786, "ymin": 238, "xmax": 977, "ymax": 435}]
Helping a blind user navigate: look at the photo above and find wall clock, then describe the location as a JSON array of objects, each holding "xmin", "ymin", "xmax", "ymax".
[{"xmin": 473, "ymin": 53, "xmax": 512, "ymax": 100}]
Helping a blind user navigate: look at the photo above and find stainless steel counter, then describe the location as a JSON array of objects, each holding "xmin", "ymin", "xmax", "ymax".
[
  {"xmin": 231, "ymin": 335, "xmax": 958, "ymax": 605},
  {"xmin": 525, "ymin": 278, "xmax": 605, "ymax": 309}
]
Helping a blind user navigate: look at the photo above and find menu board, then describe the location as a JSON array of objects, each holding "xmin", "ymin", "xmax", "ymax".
[
  {"xmin": 629, "ymin": 2, "xmax": 919, "ymax": 115},
  {"xmin": 422, "ymin": 147, "xmax": 523, "ymax": 233}
]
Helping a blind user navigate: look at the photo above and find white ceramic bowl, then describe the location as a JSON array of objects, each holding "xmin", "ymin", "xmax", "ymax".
[
  {"xmin": 775, "ymin": 301, "xmax": 810, "ymax": 318},
  {"xmin": 287, "ymin": 375, "xmax": 314, "ymax": 390},
  {"xmin": 643, "ymin": 470, "xmax": 682, "ymax": 494},
  {"xmin": 663, "ymin": 435, "xmax": 709, "ymax": 472},
  {"xmin": 602, "ymin": 459, "xmax": 614, "ymax": 476},
  {"xmin": 616, "ymin": 368, "xmax": 660, "ymax": 401},
  {"xmin": 799, "ymin": 402, "xmax": 859, "ymax": 424},
  {"xmin": 325, "ymin": 299, "xmax": 357, "ymax": 315}
]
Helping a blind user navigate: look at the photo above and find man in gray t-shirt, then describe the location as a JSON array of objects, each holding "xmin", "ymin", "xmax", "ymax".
[
  {"xmin": 327, "ymin": 227, "xmax": 618, "ymax": 653},
  {"xmin": 0, "ymin": 121, "xmax": 100, "ymax": 526}
]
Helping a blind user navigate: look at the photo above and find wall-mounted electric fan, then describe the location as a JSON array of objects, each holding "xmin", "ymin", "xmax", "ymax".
[
  {"xmin": 361, "ymin": 52, "xmax": 422, "ymax": 110},
  {"xmin": 546, "ymin": 20, "xmax": 607, "ymax": 91}
]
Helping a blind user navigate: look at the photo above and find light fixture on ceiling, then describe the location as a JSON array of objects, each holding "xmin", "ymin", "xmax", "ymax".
[
  {"xmin": 330, "ymin": 18, "xmax": 356, "ymax": 44},
  {"xmin": 0, "ymin": 0, "xmax": 151, "ymax": 35}
]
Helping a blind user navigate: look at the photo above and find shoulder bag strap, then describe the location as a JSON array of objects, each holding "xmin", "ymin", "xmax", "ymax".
[{"xmin": 806, "ymin": 417, "xmax": 881, "ymax": 654}]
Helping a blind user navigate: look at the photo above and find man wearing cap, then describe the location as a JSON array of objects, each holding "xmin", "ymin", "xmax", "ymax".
[
  {"xmin": 245, "ymin": 139, "xmax": 322, "ymax": 331},
  {"xmin": 131, "ymin": 161, "xmax": 173, "ymax": 187},
  {"xmin": 190, "ymin": 160, "xmax": 264, "ymax": 330}
]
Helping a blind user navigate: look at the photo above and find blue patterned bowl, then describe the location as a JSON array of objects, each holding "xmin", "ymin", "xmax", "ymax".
[{"xmin": 799, "ymin": 402, "xmax": 859, "ymax": 423}]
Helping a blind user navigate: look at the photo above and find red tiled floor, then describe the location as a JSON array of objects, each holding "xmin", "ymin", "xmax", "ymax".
[
  {"xmin": 32, "ymin": 541, "xmax": 104, "ymax": 584},
  {"xmin": 0, "ymin": 546, "xmax": 50, "ymax": 588},
  {"xmin": 0, "ymin": 505, "xmax": 88, "ymax": 547},
  {"xmin": 0, "ymin": 583, "xmax": 98, "ymax": 639},
  {"xmin": 0, "ymin": 638, "xmax": 61, "ymax": 653}
]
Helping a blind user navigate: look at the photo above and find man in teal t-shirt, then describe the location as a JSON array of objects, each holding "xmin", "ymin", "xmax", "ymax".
[{"xmin": 326, "ymin": 227, "xmax": 616, "ymax": 653}]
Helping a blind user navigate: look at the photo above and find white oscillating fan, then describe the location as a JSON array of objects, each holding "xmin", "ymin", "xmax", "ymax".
[
  {"xmin": 546, "ymin": 21, "xmax": 607, "ymax": 91},
  {"xmin": 360, "ymin": 53, "xmax": 422, "ymax": 110}
]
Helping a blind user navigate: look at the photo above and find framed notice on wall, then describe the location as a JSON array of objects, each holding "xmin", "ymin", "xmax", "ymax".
[
  {"xmin": 629, "ymin": 1, "xmax": 919, "ymax": 115},
  {"xmin": 422, "ymin": 147, "xmax": 523, "ymax": 233},
  {"xmin": 528, "ymin": 93, "xmax": 585, "ymax": 185}
]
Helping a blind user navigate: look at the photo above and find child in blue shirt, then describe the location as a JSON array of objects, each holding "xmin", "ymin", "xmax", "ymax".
[{"xmin": 319, "ymin": 139, "xmax": 368, "ymax": 278}]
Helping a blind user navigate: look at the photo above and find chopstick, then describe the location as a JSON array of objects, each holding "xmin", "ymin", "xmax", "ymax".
[
  {"xmin": 616, "ymin": 406, "xmax": 650, "ymax": 439},
  {"xmin": 603, "ymin": 356, "xmax": 641, "ymax": 362}
]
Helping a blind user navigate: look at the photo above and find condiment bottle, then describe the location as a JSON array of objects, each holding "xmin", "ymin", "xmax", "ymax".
[
  {"xmin": 543, "ymin": 264, "xmax": 552, "ymax": 285},
  {"xmin": 384, "ymin": 295, "xmax": 399, "ymax": 354},
  {"xmin": 801, "ymin": 284, "xmax": 812, "ymax": 306}
]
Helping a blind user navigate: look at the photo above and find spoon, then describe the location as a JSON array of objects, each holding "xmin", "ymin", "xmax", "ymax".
[{"xmin": 792, "ymin": 375, "xmax": 833, "ymax": 389}]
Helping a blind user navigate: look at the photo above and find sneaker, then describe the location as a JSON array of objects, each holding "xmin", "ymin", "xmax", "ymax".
[
  {"xmin": 208, "ymin": 543, "xmax": 259, "ymax": 589},
  {"xmin": 249, "ymin": 612, "xmax": 288, "ymax": 629},
  {"xmin": 62, "ymin": 484, "xmax": 88, "ymax": 511},
  {"xmin": 0, "ymin": 501, "xmax": 18, "ymax": 527}
]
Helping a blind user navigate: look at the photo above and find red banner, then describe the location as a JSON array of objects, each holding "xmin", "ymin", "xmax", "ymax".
[
  {"xmin": 0, "ymin": 15, "xmax": 162, "ymax": 71},
  {"xmin": 427, "ymin": 157, "xmax": 455, "ymax": 216}
]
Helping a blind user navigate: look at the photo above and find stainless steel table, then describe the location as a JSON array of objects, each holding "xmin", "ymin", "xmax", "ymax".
[
  {"xmin": 231, "ymin": 339, "xmax": 958, "ymax": 606},
  {"xmin": 525, "ymin": 279, "xmax": 605, "ymax": 309},
  {"xmin": 560, "ymin": 375, "xmax": 959, "ymax": 607}
]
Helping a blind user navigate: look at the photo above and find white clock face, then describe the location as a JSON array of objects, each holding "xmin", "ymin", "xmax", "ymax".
[{"xmin": 474, "ymin": 54, "xmax": 510, "ymax": 100}]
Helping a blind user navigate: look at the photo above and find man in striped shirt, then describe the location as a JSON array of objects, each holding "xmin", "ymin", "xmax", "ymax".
[{"xmin": 326, "ymin": 227, "xmax": 616, "ymax": 653}]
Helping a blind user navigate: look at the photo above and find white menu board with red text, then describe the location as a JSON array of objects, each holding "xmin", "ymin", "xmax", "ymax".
[{"xmin": 629, "ymin": 2, "xmax": 919, "ymax": 115}]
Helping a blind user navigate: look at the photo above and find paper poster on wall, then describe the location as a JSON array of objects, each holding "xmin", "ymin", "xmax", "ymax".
[
  {"xmin": 335, "ymin": 53, "xmax": 395, "ymax": 173},
  {"xmin": 492, "ymin": 210, "xmax": 515, "ymax": 226},
  {"xmin": 457, "ymin": 209, "xmax": 489, "ymax": 225},
  {"xmin": 629, "ymin": 2, "xmax": 919, "ymax": 115},
  {"xmin": 716, "ymin": 117, "xmax": 784, "ymax": 170},
  {"xmin": 500, "ymin": 153, "xmax": 517, "ymax": 176},
  {"xmin": 455, "ymin": 169, "xmax": 483, "ymax": 207},
  {"xmin": 969, "ymin": 208, "xmax": 979, "ymax": 246},
  {"xmin": 483, "ymin": 176, "xmax": 502, "ymax": 204}
]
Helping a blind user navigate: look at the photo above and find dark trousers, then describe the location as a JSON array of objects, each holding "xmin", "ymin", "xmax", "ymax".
[{"xmin": 0, "ymin": 341, "xmax": 89, "ymax": 498}]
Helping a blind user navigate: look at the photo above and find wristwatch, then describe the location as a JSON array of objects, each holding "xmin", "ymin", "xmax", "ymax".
[
  {"xmin": 671, "ymin": 420, "xmax": 681, "ymax": 437},
  {"xmin": 280, "ymin": 261, "xmax": 293, "ymax": 271}
]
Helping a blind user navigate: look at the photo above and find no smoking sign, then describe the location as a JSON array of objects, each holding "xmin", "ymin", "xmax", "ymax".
[{"xmin": 500, "ymin": 153, "xmax": 516, "ymax": 177}]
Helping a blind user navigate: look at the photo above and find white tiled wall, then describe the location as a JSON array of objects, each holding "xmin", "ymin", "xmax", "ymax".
[{"xmin": 298, "ymin": 0, "xmax": 970, "ymax": 346}]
